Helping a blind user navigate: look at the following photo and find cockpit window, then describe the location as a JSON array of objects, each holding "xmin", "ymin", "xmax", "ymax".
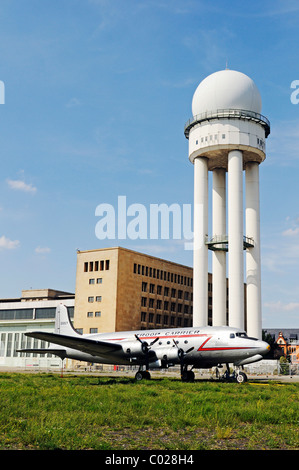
[
  {"xmin": 236, "ymin": 332, "xmax": 247, "ymax": 338},
  {"xmin": 230, "ymin": 333, "xmax": 235, "ymax": 338}
]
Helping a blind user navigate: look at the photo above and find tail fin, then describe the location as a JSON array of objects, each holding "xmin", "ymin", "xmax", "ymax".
[{"xmin": 55, "ymin": 304, "xmax": 79, "ymax": 336}]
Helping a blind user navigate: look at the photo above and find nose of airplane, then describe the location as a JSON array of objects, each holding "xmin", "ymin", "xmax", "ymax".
[{"xmin": 259, "ymin": 341, "xmax": 271, "ymax": 356}]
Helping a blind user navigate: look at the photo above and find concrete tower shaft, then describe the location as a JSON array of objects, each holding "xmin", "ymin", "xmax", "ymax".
[{"xmin": 185, "ymin": 69, "xmax": 270, "ymax": 339}]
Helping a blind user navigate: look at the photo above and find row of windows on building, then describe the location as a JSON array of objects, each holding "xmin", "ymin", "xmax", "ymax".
[
  {"xmin": 133, "ymin": 263, "xmax": 193, "ymax": 287},
  {"xmin": 194, "ymin": 135, "xmax": 265, "ymax": 149},
  {"xmin": 0, "ymin": 332, "xmax": 52, "ymax": 358},
  {"xmin": 141, "ymin": 282, "xmax": 193, "ymax": 300},
  {"xmin": 141, "ymin": 297, "xmax": 193, "ymax": 314},
  {"xmin": 141, "ymin": 312, "xmax": 192, "ymax": 328},
  {"xmin": 88, "ymin": 278, "xmax": 103, "ymax": 285},
  {"xmin": 88, "ymin": 296, "xmax": 102, "ymax": 303},
  {"xmin": 84, "ymin": 260, "xmax": 110, "ymax": 273},
  {"xmin": 87, "ymin": 311, "xmax": 101, "ymax": 318},
  {"xmin": 195, "ymin": 133, "xmax": 226, "ymax": 145},
  {"xmin": 0, "ymin": 307, "xmax": 74, "ymax": 321}
]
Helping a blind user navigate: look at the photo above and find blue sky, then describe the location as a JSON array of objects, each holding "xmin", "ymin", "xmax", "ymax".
[{"xmin": 0, "ymin": 0, "xmax": 299, "ymax": 328}]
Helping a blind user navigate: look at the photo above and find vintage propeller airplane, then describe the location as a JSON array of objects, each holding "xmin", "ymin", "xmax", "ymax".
[{"xmin": 19, "ymin": 304, "xmax": 270, "ymax": 383}]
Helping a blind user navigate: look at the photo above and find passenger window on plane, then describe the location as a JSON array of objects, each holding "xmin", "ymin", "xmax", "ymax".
[{"xmin": 230, "ymin": 333, "xmax": 235, "ymax": 338}]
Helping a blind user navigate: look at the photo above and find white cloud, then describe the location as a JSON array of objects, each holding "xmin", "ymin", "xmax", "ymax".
[
  {"xmin": 282, "ymin": 227, "xmax": 299, "ymax": 236},
  {"xmin": 0, "ymin": 235, "xmax": 20, "ymax": 250},
  {"xmin": 7, "ymin": 179, "xmax": 37, "ymax": 194},
  {"xmin": 35, "ymin": 246, "xmax": 51, "ymax": 254}
]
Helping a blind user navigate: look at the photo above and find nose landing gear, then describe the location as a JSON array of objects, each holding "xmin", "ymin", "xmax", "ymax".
[{"xmin": 215, "ymin": 363, "xmax": 248, "ymax": 383}]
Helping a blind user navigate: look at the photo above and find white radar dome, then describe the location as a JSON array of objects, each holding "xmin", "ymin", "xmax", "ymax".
[{"xmin": 192, "ymin": 69, "xmax": 262, "ymax": 117}]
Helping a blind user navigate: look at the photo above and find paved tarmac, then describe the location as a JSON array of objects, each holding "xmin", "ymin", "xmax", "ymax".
[{"xmin": 0, "ymin": 367, "xmax": 298, "ymax": 382}]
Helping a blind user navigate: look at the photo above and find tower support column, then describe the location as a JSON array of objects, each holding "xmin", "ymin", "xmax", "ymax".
[
  {"xmin": 228, "ymin": 150, "xmax": 244, "ymax": 330},
  {"xmin": 212, "ymin": 168, "xmax": 227, "ymax": 326},
  {"xmin": 245, "ymin": 162, "xmax": 262, "ymax": 339},
  {"xmin": 193, "ymin": 156, "xmax": 208, "ymax": 326}
]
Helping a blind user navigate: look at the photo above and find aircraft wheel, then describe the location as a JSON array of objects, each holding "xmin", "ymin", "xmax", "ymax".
[
  {"xmin": 135, "ymin": 371, "xmax": 151, "ymax": 381},
  {"xmin": 236, "ymin": 372, "xmax": 247, "ymax": 384},
  {"xmin": 135, "ymin": 371, "xmax": 144, "ymax": 381},
  {"xmin": 181, "ymin": 370, "xmax": 195, "ymax": 382}
]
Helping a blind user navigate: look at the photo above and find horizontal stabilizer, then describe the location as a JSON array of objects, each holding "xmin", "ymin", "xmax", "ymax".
[
  {"xmin": 25, "ymin": 331, "xmax": 122, "ymax": 357},
  {"xmin": 17, "ymin": 348, "xmax": 67, "ymax": 359}
]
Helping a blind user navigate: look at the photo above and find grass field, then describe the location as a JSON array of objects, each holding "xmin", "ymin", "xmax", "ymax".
[{"xmin": 0, "ymin": 372, "xmax": 298, "ymax": 450}]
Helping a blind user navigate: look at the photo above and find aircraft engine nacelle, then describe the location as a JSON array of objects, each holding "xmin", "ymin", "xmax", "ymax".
[
  {"xmin": 154, "ymin": 347, "xmax": 183, "ymax": 366},
  {"xmin": 123, "ymin": 341, "xmax": 147, "ymax": 357}
]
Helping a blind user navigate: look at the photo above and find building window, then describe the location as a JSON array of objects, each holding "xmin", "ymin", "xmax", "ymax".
[
  {"xmin": 35, "ymin": 308, "xmax": 56, "ymax": 319},
  {"xmin": 87, "ymin": 312, "xmax": 93, "ymax": 317},
  {"xmin": 89, "ymin": 279, "xmax": 95, "ymax": 284},
  {"xmin": 149, "ymin": 284, "xmax": 155, "ymax": 293},
  {"xmin": 141, "ymin": 297, "xmax": 147, "ymax": 307},
  {"xmin": 90, "ymin": 328, "xmax": 98, "ymax": 334},
  {"xmin": 95, "ymin": 311, "xmax": 101, "ymax": 317},
  {"xmin": 88, "ymin": 297, "xmax": 94, "ymax": 303},
  {"xmin": 156, "ymin": 314, "xmax": 161, "ymax": 324},
  {"xmin": 149, "ymin": 298, "xmax": 154, "ymax": 308},
  {"xmin": 97, "ymin": 278, "xmax": 102, "ymax": 284},
  {"xmin": 141, "ymin": 312, "xmax": 146, "ymax": 322},
  {"xmin": 84, "ymin": 262, "xmax": 88, "ymax": 272},
  {"xmin": 142, "ymin": 282, "xmax": 147, "ymax": 292},
  {"xmin": 105, "ymin": 260, "xmax": 110, "ymax": 270},
  {"xmin": 96, "ymin": 296, "xmax": 102, "ymax": 302}
]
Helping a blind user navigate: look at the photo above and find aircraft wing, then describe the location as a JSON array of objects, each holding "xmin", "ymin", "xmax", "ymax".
[{"xmin": 24, "ymin": 331, "xmax": 123, "ymax": 357}]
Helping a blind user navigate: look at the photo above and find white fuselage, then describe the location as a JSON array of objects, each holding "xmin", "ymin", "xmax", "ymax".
[{"xmin": 56, "ymin": 325, "xmax": 269, "ymax": 369}]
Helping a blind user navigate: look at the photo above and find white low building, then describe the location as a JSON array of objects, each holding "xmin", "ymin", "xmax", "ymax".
[{"xmin": 0, "ymin": 289, "xmax": 75, "ymax": 370}]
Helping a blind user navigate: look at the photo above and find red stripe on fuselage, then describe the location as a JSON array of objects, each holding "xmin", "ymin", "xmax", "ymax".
[{"xmin": 197, "ymin": 336, "xmax": 255, "ymax": 351}]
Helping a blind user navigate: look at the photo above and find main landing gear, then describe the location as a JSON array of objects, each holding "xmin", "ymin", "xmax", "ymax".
[
  {"xmin": 135, "ymin": 367, "xmax": 151, "ymax": 381},
  {"xmin": 181, "ymin": 366, "xmax": 195, "ymax": 383},
  {"xmin": 134, "ymin": 365, "xmax": 196, "ymax": 382},
  {"xmin": 215, "ymin": 363, "xmax": 248, "ymax": 383}
]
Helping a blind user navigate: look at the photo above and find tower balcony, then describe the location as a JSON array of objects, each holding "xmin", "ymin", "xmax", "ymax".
[
  {"xmin": 184, "ymin": 108, "xmax": 270, "ymax": 139},
  {"xmin": 205, "ymin": 235, "xmax": 254, "ymax": 251}
]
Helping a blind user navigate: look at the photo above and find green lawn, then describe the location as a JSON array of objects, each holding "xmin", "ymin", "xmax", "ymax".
[{"xmin": 0, "ymin": 373, "xmax": 298, "ymax": 450}]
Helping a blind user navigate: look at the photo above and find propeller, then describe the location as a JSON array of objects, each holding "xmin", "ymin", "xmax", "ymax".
[
  {"xmin": 172, "ymin": 339, "xmax": 194, "ymax": 375},
  {"xmin": 135, "ymin": 335, "xmax": 160, "ymax": 368}
]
